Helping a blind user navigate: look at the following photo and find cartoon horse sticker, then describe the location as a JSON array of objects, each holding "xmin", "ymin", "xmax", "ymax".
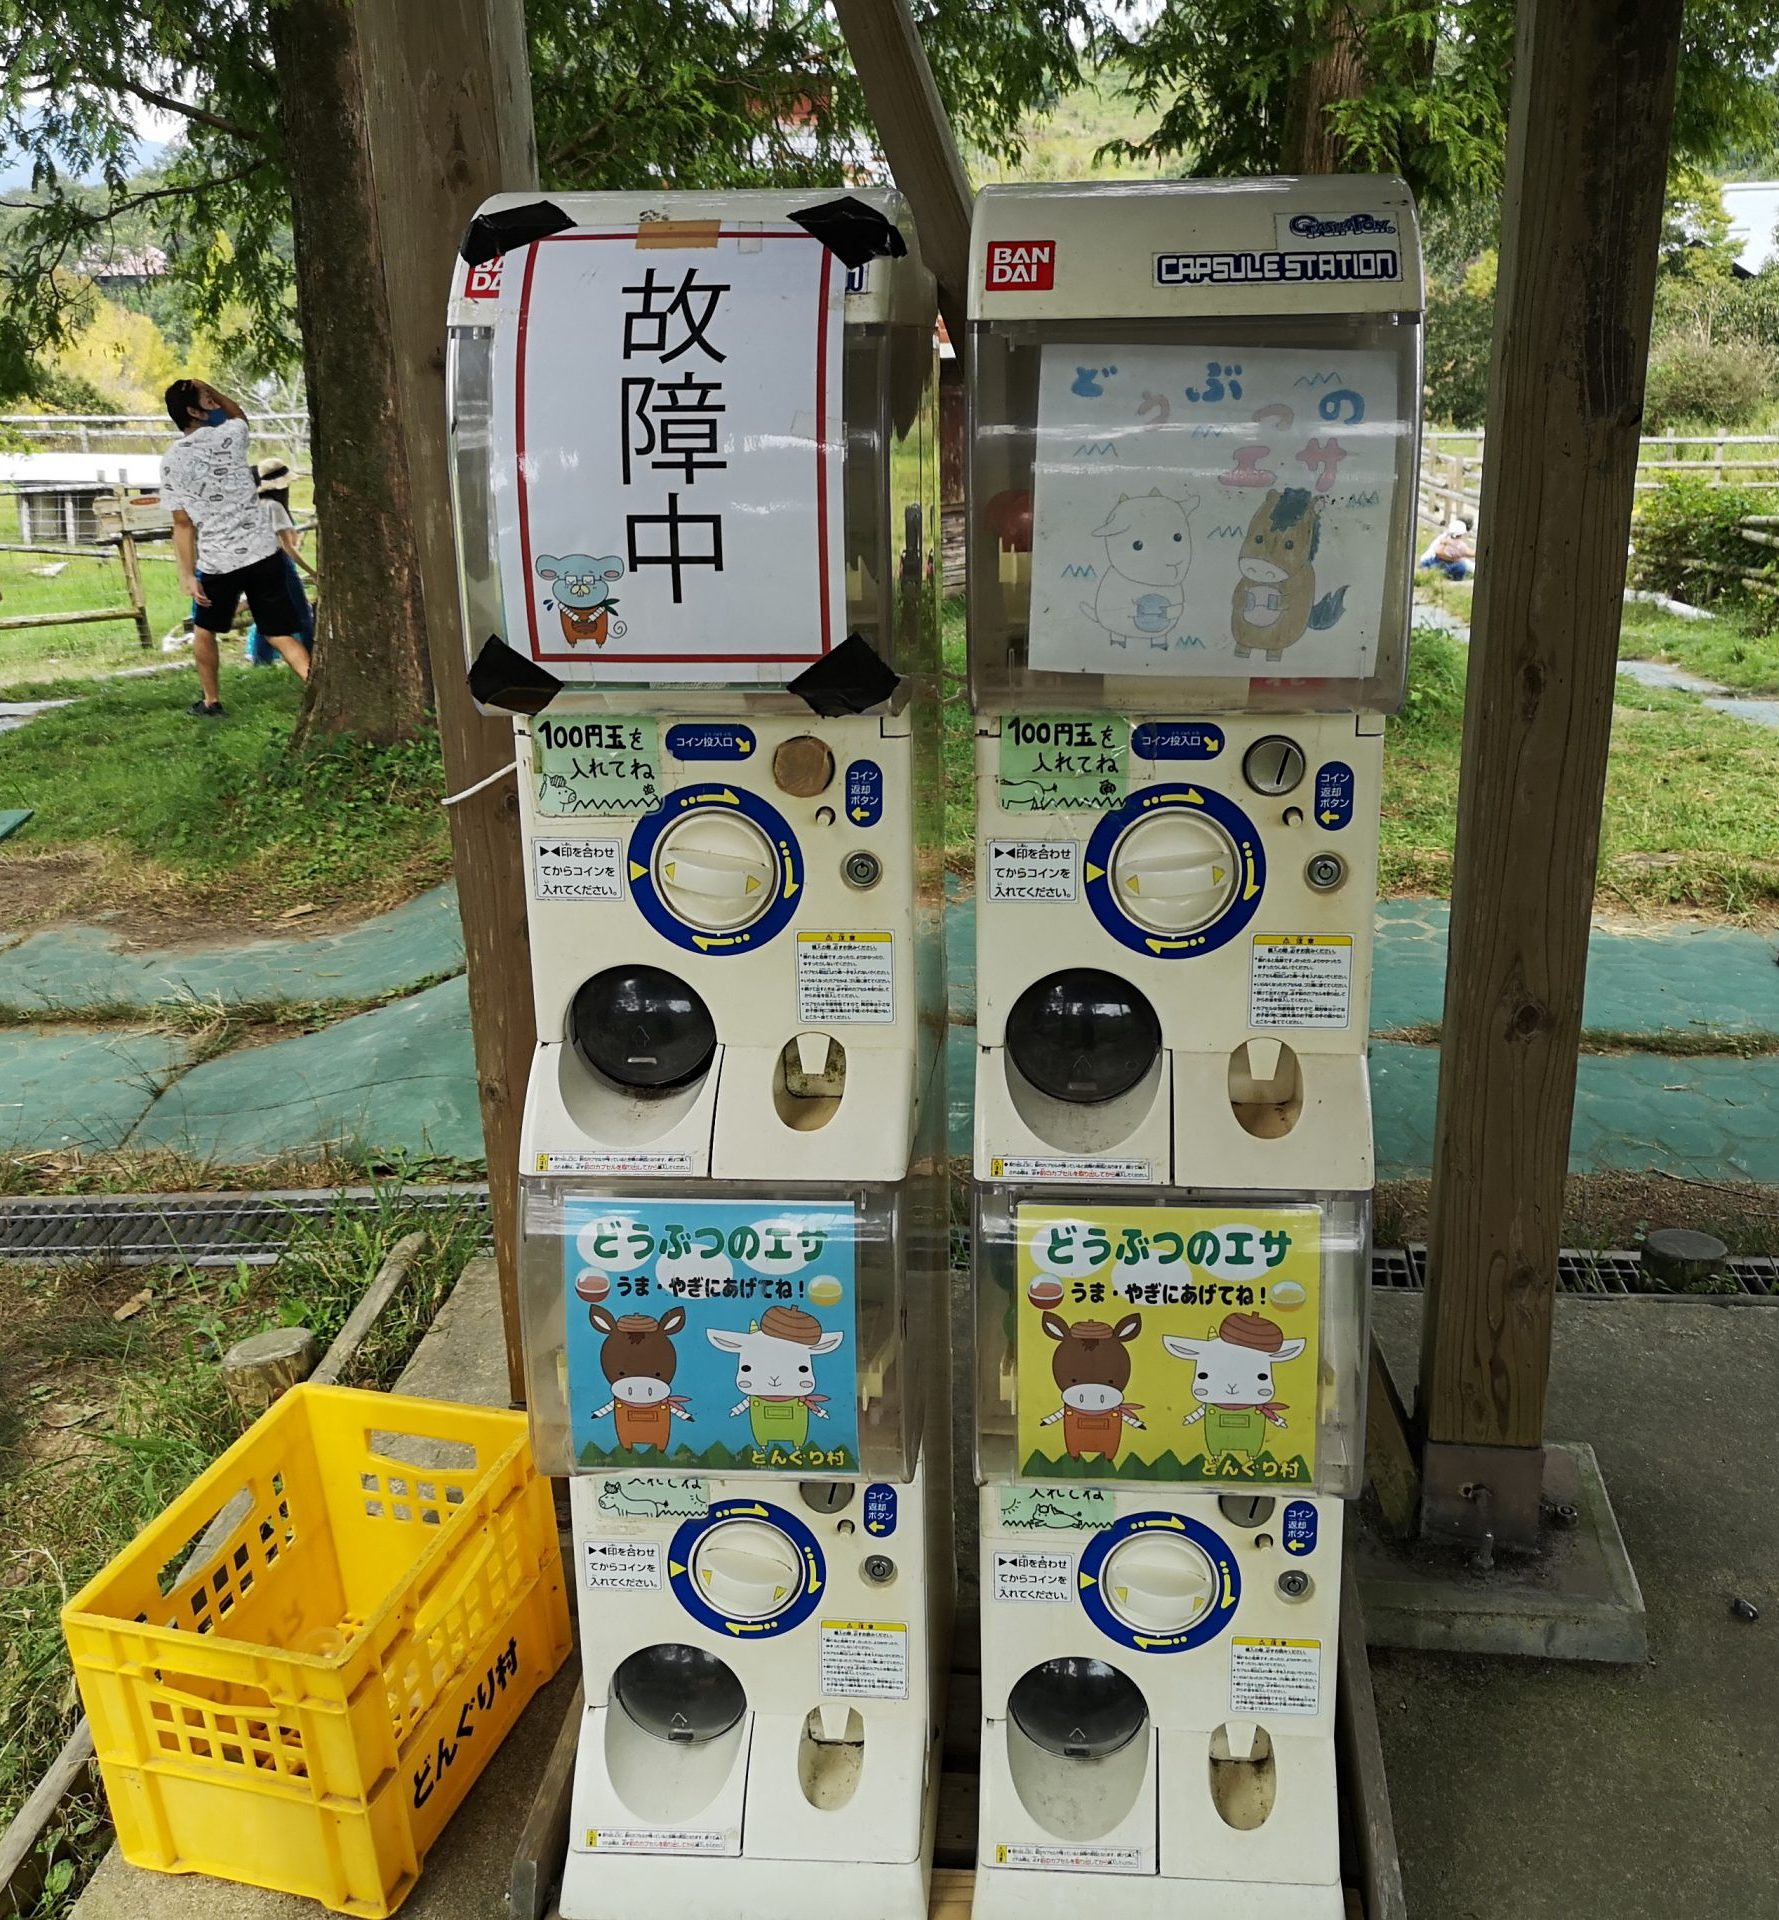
[
  {"xmin": 587, "ymin": 1305, "xmax": 693, "ymax": 1451},
  {"xmin": 1037, "ymin": 1311, "xmax": 1145, "ymax": 1462},
  {"xmin": 1230, "ymin": 488, "xmax": 1349, "ymax": 661},
  {"xmin": 535, "ymin": 552, "xmax": 626, "ymax": 647}
]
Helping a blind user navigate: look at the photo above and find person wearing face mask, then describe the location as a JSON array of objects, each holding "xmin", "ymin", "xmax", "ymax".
[{"xmin": 161, "ymin": 378, "xmax": 311, "ymax": 716}]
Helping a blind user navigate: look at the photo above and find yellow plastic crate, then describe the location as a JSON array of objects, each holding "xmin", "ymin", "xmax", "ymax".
[{"xmin": 63, "ymin": 1383, "xmax": 571, "ymax": 1917}]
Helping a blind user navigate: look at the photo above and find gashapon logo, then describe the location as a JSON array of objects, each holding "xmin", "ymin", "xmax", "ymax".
[{"xmin": 986, "ymin": 240, "xmax": 1055, "ymax": 291}]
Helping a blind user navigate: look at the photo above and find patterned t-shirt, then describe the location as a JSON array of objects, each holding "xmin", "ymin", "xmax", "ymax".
[{"xmin": 159, "ymin": 419, "xmax": 277, "ymax": 575}]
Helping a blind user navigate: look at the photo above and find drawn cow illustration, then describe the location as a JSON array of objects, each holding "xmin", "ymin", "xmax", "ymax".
[
  {"xmin": 1038, "ymin": 1311, "xmax": 1145, "ymax": 1462},
  {"xmin": 1162, "ymin": 1310, "xmax": 1305, "ymax": 1462},
  {"xmin": 534, "ymin": 551, "xmax": 626, "ymax": 647},
  {"xmin": 1080, "ymin": 488, "xmax": 1197, "ymax": 650},
  {"xmin": 587, "ymin": 1305, "xmax": 692, "ymax": 1452},
  {"xmin": 1229, "ymin": 488, "xmax": 1349, "ymax": 660},
  {"xmin": 708, "ymin": 1305, "xmax": 844, "ymax": 1452}
]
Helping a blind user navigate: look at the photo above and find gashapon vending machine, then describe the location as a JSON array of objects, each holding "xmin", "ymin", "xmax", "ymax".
[
  {"xmin": 446, "ymin": 189, "xmax": 949, "ymax": 1920},
  {"xmin": 964, "ymin": 178, "xmax": 1422, "ymax": 1918}
]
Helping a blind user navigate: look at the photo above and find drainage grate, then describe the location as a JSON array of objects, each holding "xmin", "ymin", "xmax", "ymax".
[
  {"xmin": 0, "ymin": 1185, "xmax": 491, "ymax": 1268},
  {"xmin": 0, "ymin": 1193, "xmax": 1773, "ymax": 1298},
  {"xmin": 1370, "ymin": 1241, "xmax": 1777, "ymax": 1300}
]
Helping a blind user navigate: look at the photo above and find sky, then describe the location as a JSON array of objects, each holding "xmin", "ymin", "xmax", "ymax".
[{"xmin": 0, "ymin": 96, "xmax": 180, "ymax": 192}]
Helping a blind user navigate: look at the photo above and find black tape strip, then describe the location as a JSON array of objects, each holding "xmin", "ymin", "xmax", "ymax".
[
  {"xmin": 787, "ymin": 633, "xmax": 901, "ymax": 716},
  {"xmin": 467, "ymin": 635, "xmax": 563, "ymax": 715},
  {"xmin": 458, "ymin": 199, "xmax": 575, "ymax": 268},
  {"xmin": 788, "ymin": 195, "xmax": 908, "ymax": 271}
]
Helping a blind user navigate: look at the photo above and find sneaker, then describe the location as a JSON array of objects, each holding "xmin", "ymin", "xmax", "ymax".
[{"xmin": 187, "ymin": 700, "xmax": 226, "ymax": 718}]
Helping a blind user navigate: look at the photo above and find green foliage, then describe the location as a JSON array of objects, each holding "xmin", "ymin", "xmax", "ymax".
[
  {"xmin": 1102, "ymin": 0, "xmax": 1779, "ymax": 211},
  {"xmin": 1642, "ymin": 329, "xmax": 1777, "ymax": 432},
  {"xmin": 1630, "ymin": 475, "xmax": 1778, "ymax": 628},
  {"xmin": 1422, "ymin": 278, "xmax": 1494, "ymax": 427}
]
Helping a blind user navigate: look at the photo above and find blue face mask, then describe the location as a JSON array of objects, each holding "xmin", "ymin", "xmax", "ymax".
[{"xmin": 203, "ymin": 406, "xmax": 227, "ymax": 427}]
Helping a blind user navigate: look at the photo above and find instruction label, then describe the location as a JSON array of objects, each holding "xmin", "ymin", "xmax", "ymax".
[
  {"xmin": 1249, "ymin": 934, "xmax": 1352, "ymax": 1029},
  {"xmin": 992, "ymin": 1548, "xmax": 1074, "ymax": 1604},
  {"xmin": 989, "ymin": 1155, "xmax": 1154, "ymax": 1184},
  {"xmin": 532, "ymin": 715, "xmax": 661, "ymax": 815},
  {"xmin": 582, "ymin": 1538, "xmax": 663, "ymax": 1592},
  {"xmin": 797, "ymin": 931, "xmax": 894, "ymax": 1024},
  {"xmin": 585, "ymin": 1827, "xmax": 730, "ymax": 1855},
  {"xmin": 993, "ymin": 1843, "xmax": 1145, "ymax": 1875},
  {"xmin": 531, "ymin": 837, "xmax": 623, "ymax": 902},
  {"xmin": 820, "ymin": 1620, "xmax": 908, "ymax": 1698},
  {"xmin": 534, "ymin": 1150, "xmax": 696, "ymax": 1177},
  {"xmin": 999, "ymin": 716, "xmax": 1127, "ymax": 814},
  {"xmin": 1229, "ymin": 1637, "xmax": 1322, "ymax": 1717},
  {"xmin": 987, "ymin": 840, "xmax": 1080, "ymax": 902}
]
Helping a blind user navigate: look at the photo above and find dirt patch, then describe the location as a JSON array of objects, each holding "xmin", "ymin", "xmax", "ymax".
[
  {"xmin": 0, "ymin": 848, "xmax": 106, "ymax": 935},
  {"xmin": 1378, "ymin": 1171, "xmax": 1779, "ymax": 1260}
]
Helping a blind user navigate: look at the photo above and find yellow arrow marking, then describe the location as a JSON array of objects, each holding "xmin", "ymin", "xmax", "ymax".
[
  {"xmin": 692, "ymin": 934, "xmax": 740, "ymax": 951},
  {"xmin": 1213, "ymin": 865, "xmax": 1226, "ymax": 884},
  {"xmin": 1085, "ymin": 862, "xmax": 1105, "ymax": 883},
  {"xmin": 728, "ymin": 1503, "xmax": 768, "ymax": 1517},
  {"xmin": 1320, "ymin": 809, "xmax": 1340, "ymax": 824},
  {"xmin": 669, "ymin": 1561, "xmax": 687, "ymax": 1577},
  {"xmin": 1205, "ymin": 735, "xmax": 1221, "ymax": 750},
  {"xmin": 1242, "ymin": 850, "xmax": 1260, "ymax": 901},
  {"xmin": 1133, "ymin": 1515, "xmax": 1185, "ymax": 1531},
  {"xmin": 744, "ymin": 874, "xmax": 760, "ymax": 893},
  {"xmin": 852, "ymin": 808, "xmax": 869, "ymax": 821},
  {"xmin": 629, "ymin": 861, "xmax": 647, "ymax": 881},
  {"xmin": 1078, "ymin": 1571, "xmax": 1097, "ymax": 1590},
  {"xmin": 1184, "ymin": 787, "xmax": 1204, "ymax": 804},
  {"xmin": 738, "ymin": 740, "xmax": 752, "ymax": 752}
]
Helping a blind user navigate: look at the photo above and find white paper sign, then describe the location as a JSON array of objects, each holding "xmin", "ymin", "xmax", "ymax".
[
  {"xmin": 1229, "ymin": 1637, "xmax": 1322, "ymax": 1716},
  {"xmin": 987, "ymin": 840, "xmax": 1081, "ymax": 902},
  {"xmin": 992, "ymin": 1549, "xmax": 1074, "ymax": 1603},
  {"xmin": 797, "ymin": 931, "xmax": 894, "ymax": 1024},
  {"xmin": 1028, "ymin": 344, "xmax": 1402, "ymax": 680},
  {"xmin": 492, "ymin": 225, "xmax": 845, "ymax": 684},
  {"xmin": 1249, "ymin": 934, "xmax": 1353, "ymax": 1028},
  {"xmin": 820, "ymin": 1620, "xmax": 909, "ymax": 1698},
  {"xmin": 583, "ymin": 1537, "xmax": 663, "ymax": 1592}
]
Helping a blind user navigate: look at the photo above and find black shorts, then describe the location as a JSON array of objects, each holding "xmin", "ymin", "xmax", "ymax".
[{"xmin": 196, "ymin": 550, "xmax": 305, "ymax": 640}]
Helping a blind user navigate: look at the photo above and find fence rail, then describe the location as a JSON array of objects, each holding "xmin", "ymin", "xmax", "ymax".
[{"xmin": 0, "ymin": 410, "xmax": 310, "ymax": 457}]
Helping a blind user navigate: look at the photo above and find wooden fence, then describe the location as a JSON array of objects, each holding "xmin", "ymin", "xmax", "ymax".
[
  {"xmin": 0, "ymin": 409, "xmax": 310, "ymax": 459},
  {"xmin": 1420, "ymin": 429, "xmax": 1779, "ymax": 529}
]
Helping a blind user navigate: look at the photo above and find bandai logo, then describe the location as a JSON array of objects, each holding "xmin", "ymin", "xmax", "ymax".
[
  {"xmin": 463, "ymin": 258, "xmax": 504, "ymax": 300},
  {"xmin": 986, "ymin": 240, "xmax": 1055, "ymax": 291}
]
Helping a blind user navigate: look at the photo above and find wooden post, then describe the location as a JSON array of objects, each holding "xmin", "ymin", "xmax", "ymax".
[
  {"xmin": 354, "ymin": 0, "xmax": 538, "ymax": 1402},
  {"xmin": 1415, "ymin": 0, "xmax": 1684, "ymax": 1548},
  {"xmin": 831, "ymin": 0, "xmax": 974, "ymax": 344},
  {"xmin": 113, "ymin": 492, "xmax": 152, "ymax": 649}
]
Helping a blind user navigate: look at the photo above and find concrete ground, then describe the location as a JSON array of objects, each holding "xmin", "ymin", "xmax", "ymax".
[{"xmin": 1369, "ymin": 1293, "xmax": 1779, "ymax": 1920}]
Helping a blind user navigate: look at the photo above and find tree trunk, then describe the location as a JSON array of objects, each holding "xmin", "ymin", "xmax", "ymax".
[
  {"xmin": 1281, "ymin": 3, "xmax": 1372, "ymax": 174},
  {"xmin": 269, "ymin": 0, "xmax": 433, "ymax": 745}
]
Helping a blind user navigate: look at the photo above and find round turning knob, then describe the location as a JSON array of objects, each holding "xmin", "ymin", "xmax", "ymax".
[
  {"xmin": 1107, "ymin": 810, "xmax": 1241, "ymax": 936},
  {"xmin": 1097, "ymin": 1532, "xmax": 1218, "ymax": 1635},
  {"xmin": 689, "ymin": 1518, "xmax": 805, "ymax": 1620},
  {"xmin": 652, "ymin": 810, "xmax": 779, "ymax": 932}
]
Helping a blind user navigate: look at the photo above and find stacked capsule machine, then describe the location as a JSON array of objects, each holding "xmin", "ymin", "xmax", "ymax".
[
  {"xmin": 964, "ymin": 178, "xmax": 1422, "ymax": 1918},
  {"xmin": 444, "ymin": 188, "xmax": 948, "ymax": 1919}
]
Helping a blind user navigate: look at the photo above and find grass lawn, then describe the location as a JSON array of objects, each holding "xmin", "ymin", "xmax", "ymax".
[
  {"xmin": 1617, "ymin": 596, "xmax": 1779, "ymax": 695},
  {"xmin": 0, "ymin": 1189, "xmax": 485, "ymax": 1913},
  {"xmin": 0, "ymin": 667, "xmax": 451, "ymax": 932},
  {"xmin": 1384, "ymin": 629, "xmax": 1779, "ymax": 916},
  {"xmin": 0, "ymin": 544, "xmax": 195, "ymax": 692}
]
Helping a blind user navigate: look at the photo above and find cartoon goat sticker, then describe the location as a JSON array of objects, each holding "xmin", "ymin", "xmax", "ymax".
[
  {"xmin": 587, "ymin": 1306, "xmax": 693, "ymax": 1452},
  {"xmin": 1230, "ymin": 488, "xmax": 1348, "ymax": 661},
  {"xmin": 535, "ymin": 552, "xmax": 626, "ymax": 647},
  {"xmin": 708, "ymin": 1305, "xmax": 843, "ymax": 1453},
  {"xmin": 1038, "ymin": 1312, "xmax": 1145, "ymax": 1462},
  {"xmin": 1162, "ymin": 1311, "xmax": 1305, "ymax": 1463},
  {"xmin": 1081, "ymin": 488, "xmax": 1197, "ymax": 650}
]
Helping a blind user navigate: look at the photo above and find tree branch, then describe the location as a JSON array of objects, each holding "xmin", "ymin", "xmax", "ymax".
[{"xmin": 93, "ymin": 71, "xmax": 265, "ymax": 146}]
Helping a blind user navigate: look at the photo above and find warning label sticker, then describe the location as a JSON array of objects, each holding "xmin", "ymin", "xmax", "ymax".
[
  {"xmin": 585, "ymin": 1826, "xmax": 730, "ymax": 1855},
  {"xmin": 583, "ymin": 1538, "xmax": 664, "ymax": 1593},
  {"xmin": 987, "ymin": 840, "xmax": 1081, "ymax": 903},
  {"xmin": 535, "ymin": 1151, "xmax": 696, "ymax": 1177},
  {"xmin": 797, "ymin": 931, "xmax": 894, "ymax": 1025},
  {"xmin": 993, "ymin": 1843, "xmax": 1145, "ymax": 1874},
  {"xmin": 992, "ymin": 1549, "xmax": 1074, "ymax": 1604},
  {"xmin": 531, "ymin": 838, "xmax": 623, "ymax": 902},
  {"xmin": 1249, "ymin": 935, "xmax": 1353, "ymax": 1029},
  {"xmin": 820, "ymin": 1619, "xmax": 909, "ymax": 1698},
  {"xmin": 1229, "ymin": 1637, "xmax": 1322, "ymax": 1717},
  {"xmin": 988, "ymin": 1156, "xmax": 1154, "ymax": 1184}
]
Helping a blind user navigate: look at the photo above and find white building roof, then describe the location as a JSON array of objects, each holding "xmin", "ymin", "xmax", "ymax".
[
  {"xmin": 1722, "ymin": 181, "xmax": 1779, "ymax": 275},
  {"xmin": 0, "ymin": 452, "xmax": 163, "ymax": 488}
]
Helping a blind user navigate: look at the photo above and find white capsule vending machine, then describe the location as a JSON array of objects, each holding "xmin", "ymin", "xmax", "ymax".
[
  {"xmin": 964, "ymin": 179, "xmax": 1423, "ymax": 1918},
  {"xmin": 445, "ymin": 188, "xmax": 948, "ymax": 1920}
]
